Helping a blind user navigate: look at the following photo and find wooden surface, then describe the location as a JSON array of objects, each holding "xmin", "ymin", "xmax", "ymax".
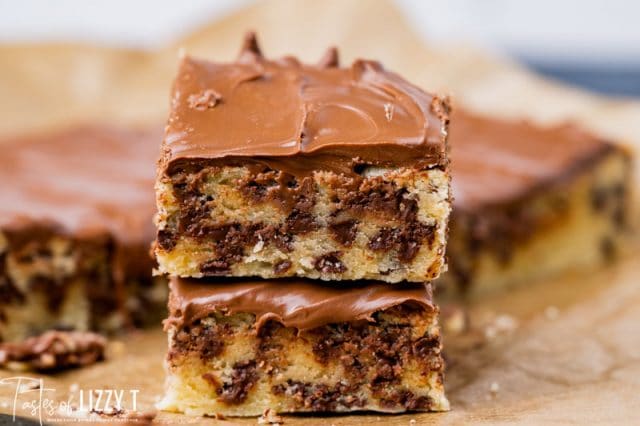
[{"xmin": 0, "ymin": 0, "xmax": 639, "ymax": 424}]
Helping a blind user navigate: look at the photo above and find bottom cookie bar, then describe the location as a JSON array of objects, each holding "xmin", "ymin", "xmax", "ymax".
[{"xmin": 159, "ymin": 277, "xmax": 448, "ymax": 416}]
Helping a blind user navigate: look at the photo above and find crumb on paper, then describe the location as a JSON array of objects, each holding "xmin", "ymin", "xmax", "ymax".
[
  {"xmin": 69, "ymin": 383, "xmax": 79, "ymax": 393},
  {"xmin": 258, "ymin": 408, "xmax": 283, "ymax": 425},
  {"xmin": 490, "ymin": 382, "xmax": 500, "ymax": 394},
  {"xmin": 484, "ymin": 314, "xmax": 518, "ymax": 340},
  {"xmin": 410, "ymin": 419, "xmax": 417, "ymax": 425},
  {"xmin": 545, "ymin": 305, "xmax": 560, "ymax": 320},
  {"xmin": 441, "ymin": 304, "xmax": 468, "ymax": 335},
  {"xmin": 0, "ymin": 330, "xmax": 106, "ymax": 372}
]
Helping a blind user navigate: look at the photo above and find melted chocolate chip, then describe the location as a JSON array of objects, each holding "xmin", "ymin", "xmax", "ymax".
[
  {"xmin": 170, "ymin": 322, "xmax": 228, "ymax": 362},
  {"xmin": 376, "ymin": 389, "xmax": 434, "ymax": 410},
  {"xmin": 200, "ymin": 259, "xmax": 231, "ymax": 275},
  {"xmin": 314, "ymin": 252, "xmax": 346, "ymax": 273},
  {"xmin": 273, "ymin": 260, "xmax": 292, "ymax": 275},
  {"xmin": 217, "ymin": 360, "xmax": 259, "ymax": 404},
  {"xmin": 156, "ymin": 229, "xmax": 177, "ymax": 251},
  {"xmin": 271, "ymin": 380, "xmax": 364, "ymax": 411},
  {"xmin": 368, "ymin": 223, "xmax": 437, "ymax": 263},
  {"xmin": 284, "ymin": 210, "xmax": 318, "ymax": 234},
  {"xmin": 328, "ymin": 219, "xmax": 358, "ymax": 246},
  {"xmin": 368, "ymin": 228, "xmax": 397, "ymax": 251}
]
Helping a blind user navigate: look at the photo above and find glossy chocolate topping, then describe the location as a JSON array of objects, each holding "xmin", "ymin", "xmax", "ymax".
[
  {"xmin": 167, "ymin": 277, "xmax": 434, "ymax": 331},
  {"xmin": 450, "ymin": 110, "xmax": 616, "ymax": 210},
  {"xmin": 0, "ymin": 124, "xmax": 162, "ymax": 298},
  {"xmin": 162, "ymin": 34, "xmax": 449, "ymax": 177},
  {"xmin": 0, "ymin": 125, "xmax": 160, "ymax": 244}
]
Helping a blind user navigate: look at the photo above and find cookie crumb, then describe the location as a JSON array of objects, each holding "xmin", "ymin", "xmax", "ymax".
[
  {"xmin": 485, "ymin": 314, "xmax": 518, "ymax": 340},
  {"xmin": 188, "ymin": 89, "xmax": 222, "ymax": 111},
  {"xmin": 0, "ymin": 330, "xmax": 106, "ymax": 372},
  {"xmin": 442, "ymin": 304, "xmax": 468, "ymax": 335},
  {"xmin": 258, "ymin": 408, "xmax": 282, "ymax": 425}
]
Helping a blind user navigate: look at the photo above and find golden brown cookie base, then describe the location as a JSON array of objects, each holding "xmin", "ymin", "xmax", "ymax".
[
  {"xmin": 159, "ymin": 303, "xmax": 448, "ymax": 416},
  {"xmin": 0, "ymin": 226, "xmax": 166, "ymax": 342},
  {"xmin": 155, "ymin": 165, "xmax": 450, "ymax": 283}
]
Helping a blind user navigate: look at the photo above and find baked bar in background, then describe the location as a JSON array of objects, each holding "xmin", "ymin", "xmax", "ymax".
[
  {"xmin": 154, "ymin": 36, "xmax": 451, "ymax": 283},
  {"xmin": 443, "ymin": 110, "xmax": 633, "ymax": 296},
  {"xmin": 0, "ymin": 125, "xmax": 166, "ymax": 342},
  {"xmin": 159, "ymin": 277, "xmax": 448, "ymax": 416}
]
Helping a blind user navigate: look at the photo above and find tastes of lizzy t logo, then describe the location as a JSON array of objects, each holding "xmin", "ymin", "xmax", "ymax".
[{"xmin": 0, "ymin": 376, "xmax": 140, "ymax": 425}]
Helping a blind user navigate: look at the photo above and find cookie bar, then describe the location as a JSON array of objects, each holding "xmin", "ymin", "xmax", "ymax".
[
  {"xmin": 444, "ymin": 110, "xmax": 633, "ymax": 296},
  {"xmin": 158, "ymin": 277, "xmax": 448, "ymax": 416},
  {"xmin": 0, "ymin": 125, "xmax": 166, "ymax": 341},
  {"xmin": 154, "ymin": 35, "xmax": 451, "ymax": 283}
]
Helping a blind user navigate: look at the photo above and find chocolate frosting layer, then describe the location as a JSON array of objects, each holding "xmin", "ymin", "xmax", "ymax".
[
  {"xmin": 167, "ymin": 277, "xmax": 434, "ymax": 331},
  {"xmin": 162, "ymin": 34, "xmax": 449, "ymax": 177},
  {"xmin": 0, "ymin": 125, "xmax": 160, "ymax": 245},
  {"xmin": 450, "ymin": 110, "xmax": 617, "ymax": 210}
]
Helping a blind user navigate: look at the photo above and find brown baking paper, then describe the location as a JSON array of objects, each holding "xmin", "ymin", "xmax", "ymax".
[{"xmin": 1, "ymin": 0, "xmax": 639, "ymax": 424}]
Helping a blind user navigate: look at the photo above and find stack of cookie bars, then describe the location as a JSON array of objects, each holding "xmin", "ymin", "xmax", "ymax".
[{"xmin": 154, "ymin": 34, "xmax": 452, "ymax": 416}]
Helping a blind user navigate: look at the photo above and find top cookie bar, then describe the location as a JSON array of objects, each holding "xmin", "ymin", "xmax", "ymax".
[{"xmin": 154, "ymin": 34, "xmax": 451, "ymax": 283}]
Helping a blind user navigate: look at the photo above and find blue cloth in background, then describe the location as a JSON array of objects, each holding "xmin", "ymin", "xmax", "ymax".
[{"xmin": 522, "ymin": 60, "xmax": 640, "ymax": 98}]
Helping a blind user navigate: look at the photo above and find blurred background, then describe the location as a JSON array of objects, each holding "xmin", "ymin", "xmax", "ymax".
[{"xmin": 1, "ymin": 0, "xmax": 638, "ymax": 97}]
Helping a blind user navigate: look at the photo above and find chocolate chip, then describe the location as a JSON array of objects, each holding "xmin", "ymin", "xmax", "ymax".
[
  {"xmin": 156, "ymin": 229, "xmax": 177, "ymax": 251},
  {"xmin": 328, "ymin": 219, "xmax": 358, "ymax": 246},
  {"xmin": 284, "ymin": 210, "xmax": 318, "ymax": 234},
  {"xmin": 273, "ymin": 260, "xmax": 292, "ymax": 275},
  {"xmin": 170, "ymin": 322, "xmax": 227, "ymax": 362},
  {"xmin": 314, "ymin": 252, "xmax": 346, "ymax": 273},
  {"xmin": 368, "ymin": 223, "xmax": 436, "ymax": 263},
  {"xmin": 217, "ymin": 360, "xmax": 258, "ymax": 405},
  {"xmin": 369, "ymin": 228, "xmax": 398, "ymax": 251},
  {"xmin": 200, "ymin": 259, "xmax": 231, "ymax": 275},
  {"xmin": 271, "ymin": 380, "xmax": 364, "ymax": 411}
]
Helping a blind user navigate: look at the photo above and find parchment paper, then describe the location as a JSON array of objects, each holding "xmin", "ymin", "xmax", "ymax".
[{"xmin": 0, "ymin": 1, "xmax": 638, "ymax": 424}]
